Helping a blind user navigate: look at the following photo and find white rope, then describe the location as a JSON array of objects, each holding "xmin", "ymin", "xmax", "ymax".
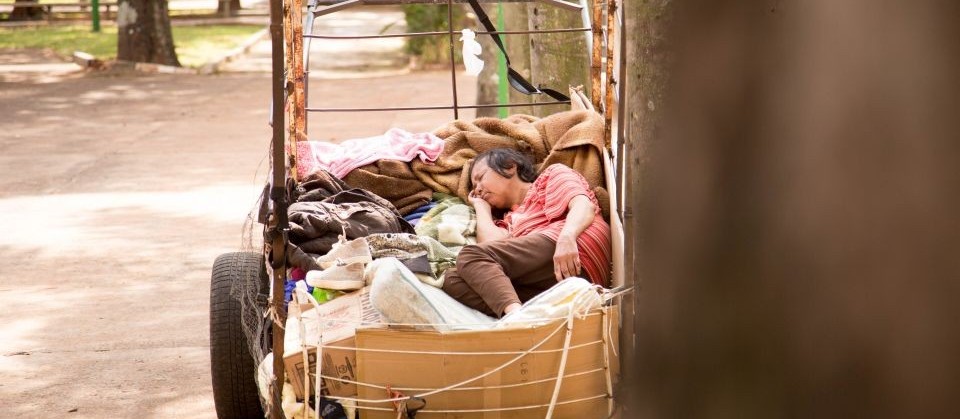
[
  {"xmin": 602, "ymin": 285, "xmax": 634, "ymax": 302},
  {"xmin": 601, "ymin": 305, "xmax": 614, "ymax": 417},
  {"xmin": 317, "ymin": 368, "xmax": 606, "ymax": 392},
  {"xmin": 296, "ymin": 313, "xmax": 599, "ymax": 333},
  {"xmin": 301, "ymin": 310, "xmax": 605, "ymax": 329},
  {"xmin": 292, "ymin": 297, "xmax": 312, "ymax": 419},
  {"xmin": 292, "ymin": 285, "xmax": 328, "ymax": 419},
  {"xmin": 320, "ymin": 338, "xmax": 603, "ymax": 356},
  {"xmin": 545, "ymin": 309, "xmax": 576, "ymax": 418},
  {"xmin": 354, "ymin": 393, "xmax": 610, "ymax": 413},
  {"xmin": 312, "ymin": 304, "xmax": 323, "ymax": 419}
]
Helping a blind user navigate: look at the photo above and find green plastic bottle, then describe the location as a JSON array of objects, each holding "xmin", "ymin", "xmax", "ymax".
[{"xmin": 312, "ymin": 287, "xmax": 343, "ymax": 304}]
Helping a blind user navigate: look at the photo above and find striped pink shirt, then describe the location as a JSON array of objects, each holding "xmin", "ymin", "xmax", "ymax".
[{"xmin": 498, "ymin": 164, "xmax": 611, "ymax": 286}]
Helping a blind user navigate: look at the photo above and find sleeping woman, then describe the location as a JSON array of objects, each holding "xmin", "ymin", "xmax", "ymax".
[{"xmin": 441, "ymin": 148, "xmax": 611, "ymax": 317}]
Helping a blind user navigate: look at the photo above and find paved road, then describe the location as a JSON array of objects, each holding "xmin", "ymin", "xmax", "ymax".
[{"xmin": 0, "ymin": 10, "xmax": 475, "ymax": 416}]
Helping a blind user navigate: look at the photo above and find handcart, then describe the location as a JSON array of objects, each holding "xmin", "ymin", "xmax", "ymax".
[{"xmin": 209, "ymin": 0, "xmax": 631, "ymax": 417}]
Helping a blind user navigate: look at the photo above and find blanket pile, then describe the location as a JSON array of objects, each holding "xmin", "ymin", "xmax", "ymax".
[{"xmin": 411, "ymin": 110, "xmax": 609, "ymax": 218}]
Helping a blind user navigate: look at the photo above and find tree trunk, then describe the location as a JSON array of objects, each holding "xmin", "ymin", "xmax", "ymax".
[
  {"xmin": 634, "ymin": 0, "xmax": 960, "ymax": 417},
  {"xmin": 9, "ymin": 0, "xmax": 44, "ymax": 21},
  {"xmin": 526, "ymin": 2, "xmax": 588, "ymax": 117},
  {"xmin": 116, "ymin": 0, "xmax": 180, "ymax": 66},
  {"xmin": 217, "ymin": 0, "xmax": 242, "ymax": 17}
]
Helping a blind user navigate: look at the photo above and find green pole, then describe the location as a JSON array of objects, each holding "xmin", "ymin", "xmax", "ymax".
[
  {"xmin": 496, "ymin": 2, "xmax": 509, "ymax": 118},
  {"xmin": 91, "ymin": 0, "xmax": 101, "ymax": 32}
]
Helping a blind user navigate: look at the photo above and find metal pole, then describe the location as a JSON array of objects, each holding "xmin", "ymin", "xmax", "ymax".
[
  {"xmin": 91, "ymin": 0, "xmax": 100, "ymax": 32},
  {"xmin": 496, "ymin": 1, "xmax": 509, "ymax": 118},
  {"xmin": 447, "ymin": 0, "xmax": 460, "ymax": 120},
  {"xmin": 268, "ymin": 0, "xmax": 289, "ymax": 417}
]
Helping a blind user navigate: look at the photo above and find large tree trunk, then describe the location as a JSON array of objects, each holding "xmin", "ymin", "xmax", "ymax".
[
  {"xmin": 9, "ymin": 0, "xmax": 44, "ymax": 21},
  {"xmin": 116, "ymin": 0, "xmax": 179, "ymax": 66},
  {"xmin": 633, "ymin": 0, "xmax": 960, "ymax": 417},
  {"xmin": 217, "ymin": 0, "xmax": 242, "ymax": 17}
]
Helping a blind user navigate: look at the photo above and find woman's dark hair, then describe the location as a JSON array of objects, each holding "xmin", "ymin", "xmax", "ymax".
[{"xmin": 468, "ymin": 148, "xmax": 538, "ymax": 190}]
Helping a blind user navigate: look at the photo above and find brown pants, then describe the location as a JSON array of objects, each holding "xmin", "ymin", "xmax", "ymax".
[{"xmin": 442, "ymin": 234, "xmax": 562, "ymax": 317}]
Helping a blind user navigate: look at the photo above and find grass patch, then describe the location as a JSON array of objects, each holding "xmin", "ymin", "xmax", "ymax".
[
  {"xmin": 0, "ymin": 24, "xmax": 263, "ymax": 68},
  {"xmin": 173, "ymin": 25, "xmax": 262, "ymax": 67},
  {"xmin": 0, "ymin": 0, "xmax": 75, "ymax": 3}
]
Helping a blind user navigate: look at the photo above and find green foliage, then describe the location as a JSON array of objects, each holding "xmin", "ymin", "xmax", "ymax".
[
  {"xmin": 0, "ymin": 24, "xmax": 262, "ymax": 68},
  {"xmin": 402, "ymin": 4, "xmax": 466, "ymax": 65}
]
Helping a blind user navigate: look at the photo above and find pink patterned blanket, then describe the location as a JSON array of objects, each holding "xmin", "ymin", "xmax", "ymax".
[{"xmin": 296, "ymin": 128, "xmax": 444, "ymax": 179}]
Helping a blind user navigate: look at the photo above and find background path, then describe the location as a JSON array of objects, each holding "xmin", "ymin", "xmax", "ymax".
[{"xmin": 0, "ymin": 10, "xmax": 476, "ymax": 416}]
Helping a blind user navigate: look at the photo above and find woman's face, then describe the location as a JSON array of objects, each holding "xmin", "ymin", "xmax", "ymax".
[{"xmin": 470, "ymin": 159, "xmax": 515, "ymax": 209}]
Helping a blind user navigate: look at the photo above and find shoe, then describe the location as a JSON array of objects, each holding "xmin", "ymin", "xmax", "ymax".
[
  {"xmin": 317, "ymin": 236, "xmax": 372, "ymax": 270},
  {"xmin": 305, "ymin": 263, "xmax": 365, "ymax": 291}
]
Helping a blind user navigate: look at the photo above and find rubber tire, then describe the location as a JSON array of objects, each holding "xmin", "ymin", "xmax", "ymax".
[{"xmin": 210, "ymin": 252, "xmax": 267, "ymax": 419}]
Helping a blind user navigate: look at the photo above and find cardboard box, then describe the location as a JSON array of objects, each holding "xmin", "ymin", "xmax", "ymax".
[
  {"xmin": 356, "ymin": 307, "xmax": 620, "ymax": 419},
  {"xmin": 283, "ymin": 287, "xmax": 382, "ymax": 398},
  {"xmin": 284, "ymin": 336, "xmax": 358, "ymax": 398}
]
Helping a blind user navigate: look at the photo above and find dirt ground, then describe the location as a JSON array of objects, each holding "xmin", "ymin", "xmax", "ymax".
[{"xmin": 0, "ymin": 48, "xmax": 475, "ymax": 418}]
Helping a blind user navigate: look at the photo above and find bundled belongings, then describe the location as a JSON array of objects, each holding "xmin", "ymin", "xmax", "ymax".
[{"xmin": 287, "ymin": 169, "xmax": 415, "ymax": 271}]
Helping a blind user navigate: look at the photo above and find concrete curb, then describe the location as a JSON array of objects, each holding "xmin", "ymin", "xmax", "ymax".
[
  {"xmin": 199, "ymin": 26, "xmax": 270, "ymax": 75},
  {"xmin": 132, "ymin": 61, "xmax": 199, "ymax": 75}
]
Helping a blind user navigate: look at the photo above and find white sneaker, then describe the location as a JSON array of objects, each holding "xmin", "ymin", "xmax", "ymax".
[
  {"xmin": 316, "ymin": 236, "xmax": 372, "ymax": 270},
  {"xmin": 305, "ymin": 263, "xmax": 365, "ymax": 291}
]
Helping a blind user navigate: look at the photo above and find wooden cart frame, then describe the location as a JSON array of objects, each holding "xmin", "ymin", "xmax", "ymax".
[{"xmin": 216, "ymin": 0, "xmax": 634, "ymax": 417}]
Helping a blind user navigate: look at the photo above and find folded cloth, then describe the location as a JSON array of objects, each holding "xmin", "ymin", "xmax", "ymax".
[
  {"xmin": 365, "ymin": 232, "xmax": 458, "ymax": 288},
  {"xmin": 298, "ymin": 128, "xmax": 444, "ymax": 179},
  {"xmin": 403, "ymin": 201, "xmax": 438, "ymax": 226},
  {"xmin": 405, "ymin": 201, "xmax": 437, "ymax": 219},
  {"xmin": 414, "ymin": 193, "xmax": 476, "ymax": 248}
]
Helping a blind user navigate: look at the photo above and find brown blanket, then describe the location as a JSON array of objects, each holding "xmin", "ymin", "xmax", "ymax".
[
  {"xmin": 342, "ymin": 159, "xmax": 433, "ymax": 216},
  {"xmin": 411, "ymin": 110, "xmax": 609, "ymax": 217}
]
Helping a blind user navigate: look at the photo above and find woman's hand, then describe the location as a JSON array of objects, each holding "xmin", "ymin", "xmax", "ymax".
[
  {"xmin": 468, "ymin": 190, "xmax": 492, "ymax": 214},
  {"xmin": 553, "ymin": 233, "xmax": 581, "ymax": 281}
]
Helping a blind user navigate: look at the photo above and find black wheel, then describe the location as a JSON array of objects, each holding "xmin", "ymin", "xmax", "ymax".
[{"xmin": 210, "ymin": 252, "xmax": 267, "ymax": 419}]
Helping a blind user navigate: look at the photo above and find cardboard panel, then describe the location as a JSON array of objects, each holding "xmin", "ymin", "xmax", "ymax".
[
  {"xmin": 356, "ymin": 309, "xmax": 618, "ymax": 418},
  {"xmin": 283, "ymin": 287, "xmax": 382, "ymax": 398}
]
